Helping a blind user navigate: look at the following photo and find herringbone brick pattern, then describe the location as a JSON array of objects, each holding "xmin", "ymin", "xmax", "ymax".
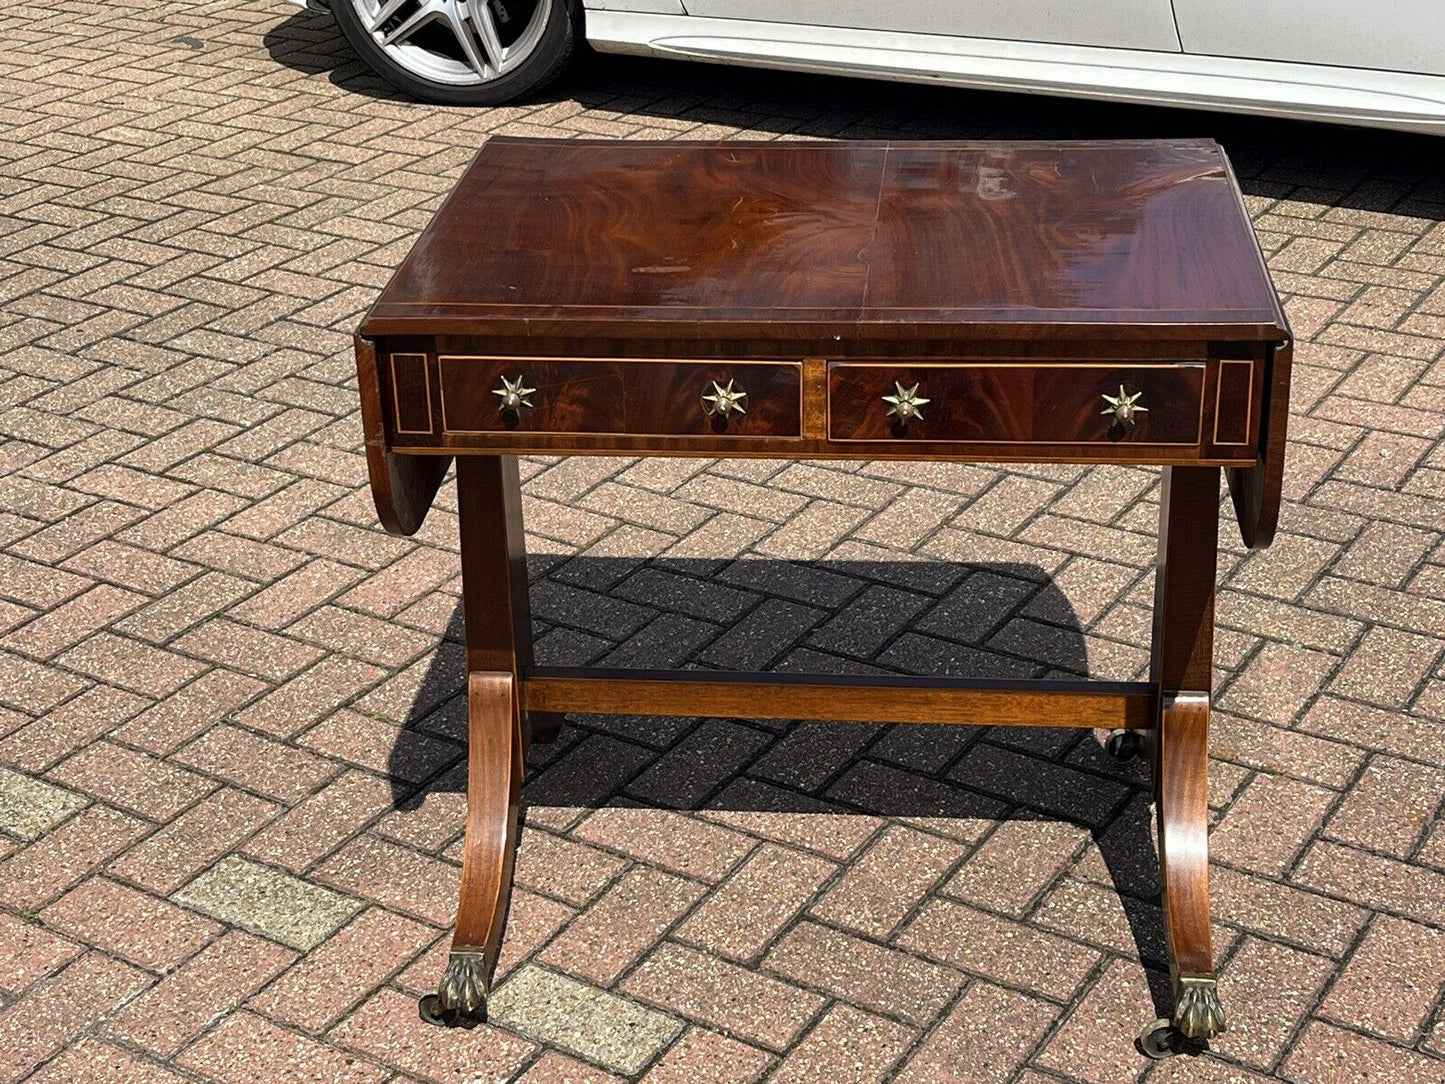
[{"xmin": 2, "ymin": 1, "xmax": 1443, "ymax": 1081}]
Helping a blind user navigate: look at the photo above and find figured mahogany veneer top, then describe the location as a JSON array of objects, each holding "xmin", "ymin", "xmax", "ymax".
[{"xmin": 360, "ymin": 136, "xmax": 1288, "ymax": 344}]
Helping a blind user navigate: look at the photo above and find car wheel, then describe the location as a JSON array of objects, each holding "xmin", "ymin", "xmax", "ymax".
[{"xmin": 331, "ymin": 0, "xmax": 578, "ymax": 106}]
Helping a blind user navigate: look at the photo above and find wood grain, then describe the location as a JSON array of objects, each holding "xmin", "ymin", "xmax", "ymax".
[
  {"xmin": 360, "ymin": 138, "xmax": 1289, "ymax": 345},
  {"xmin": 354, "ymin": 334, "xmax": 449, "ymax": 536},
  {"xmin": 1151, "ymin": 466, "xmax": 1220, "ymax": 982},
  {"xmin": 436, "ymin": 356, "xmax": 802, "ymax": 438},
  {"xmin": 523, "ymin": 668, "xmax": 1154, "ymax": 730},
  {"xmin": 1155, "ymin": 692, "xmax": 1214, "ymax": 978},
  {"xmin": 457, "ymin": 456, "xmax": 560, "ymax": 745},
  {"xmin": 449, "ymin": 670, "xmax": 523, "ymax": 967},
  {"xmin": 1228, "ymin": 339, "xmax": 1292, "ymax": 549},
  {"xmin": 827, "ymin": 361, "xmax": 1204, "ymax": 444}
]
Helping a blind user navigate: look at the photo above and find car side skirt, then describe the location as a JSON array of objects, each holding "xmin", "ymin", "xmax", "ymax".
[{"xmin": 583, "ymin": 9, "xmax": 1445, "ymax": 135}]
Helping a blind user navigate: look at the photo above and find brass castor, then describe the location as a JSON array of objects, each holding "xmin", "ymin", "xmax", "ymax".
[
  {"xmin": 419, "ymin": 950, "xmax": 490, "ymax": 1028},
  {"xmin": 418, "ymin": 992, "xmax": 486, "ymax": 1028},
  {"xmin": 1105, "ymin": 729, "xmax": 1145, "ymax": 761},
  {"xmin": 1137, "ymin": 1018, "xmax": 1177, "ymax": 1059},
  {"xmin": 1138, "ymin": 978, "xmax": 1227, "ymax": 1057}
]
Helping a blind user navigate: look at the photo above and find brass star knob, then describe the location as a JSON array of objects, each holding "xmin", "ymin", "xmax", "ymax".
[
  {"xmin": 492, "ymin": 374, "xmax": 536, "ymax": 413},
  {"xmin": 882, "ymin": 381, "xmax": 930, "ymax": 424},
  {"xmin": 1101, "ymin": 384, "xmax": 1147, "ymax": 431},
  {"xmin": 702, "ymin": 378, "xmax": 748, "ymax": 420}
]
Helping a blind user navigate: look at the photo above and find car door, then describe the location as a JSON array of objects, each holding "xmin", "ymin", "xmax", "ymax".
[
  {"xmin": 1172, "ymin": 0, "xmax": 1445, "ymax": 75},
  {"xmin": 680, "ymin": 0, "xmax": 1183, "ymax": 54}
]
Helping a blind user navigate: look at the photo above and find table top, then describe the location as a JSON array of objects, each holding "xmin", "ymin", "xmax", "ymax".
[{"xmin": 361, "ymin": 136, "xmax": 1288, "ymax": 344}]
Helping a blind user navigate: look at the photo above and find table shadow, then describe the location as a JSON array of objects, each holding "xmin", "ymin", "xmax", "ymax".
[{"xmin": 384, "ymin": 554, "xmax": 1176, "ymax": 1018}]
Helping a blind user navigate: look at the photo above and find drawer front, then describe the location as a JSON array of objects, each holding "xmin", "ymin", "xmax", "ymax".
[
  {"xmin": 436, "ymin": 355, "xmax": 801, "ymax": 438},
  {"xmin": 827, "ymin": 362, "xmax": 1205, "ymax": 446}
]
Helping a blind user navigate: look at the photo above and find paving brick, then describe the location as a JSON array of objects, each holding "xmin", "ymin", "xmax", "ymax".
[
  {"xmin": 766, "ymin": 920, "xmax": 963, "ymax": 1027},
  {"xmin": 178, "ymin": 1010, "xmax": 387, "ymax": 1084},
  {"xmin": 517, "ymin": 1051, "xmax": 630, "ymax": 1084},
  {"xmin": 47, "ymin": 740, "xmax": 213, "ymax": 822},
  {"xmin": 893, "ymin": 981, "xmax": 1056, "ymax": 1084},
  {"xmin": 1211, "ymin": 710, "xmax": 1364, "ymax": 789},
  {"xmin": 527, "ymin": 732, "xmax": 656, "ymax": 811},
  {"xmin": 574, "ymin": 807, "xmax": 757, "ymax": 883},
  {"xmin": 747, "ymin": 719, "xmax": 878, "ymax": 792},
  {"xmin": 248, "ymin": 906, "xmax": 436, "ymax": 1030},
  {"xmin": 542, "ymin": 866, "xmax": 705, "ymax": 984},
  {"xmin": 624, "ymin": 942, "xmax": 825, "ymax": 1051},
  {"xmin": 512, "ymin": 827, "xmax": 630, "ymax": 907},
  {"xmin": 41, "ymin": 876, "xmax": 219, "ymax": 971},
  {"xmin": 0, "ymin": 584, "xmax": 145, "ymax": 660},
  {"xmin": 676, "ymin": 842, "xmax": 836, "ymax": 961},
  {"xmin": 1032, "ymin": 876, "xmax": 1167, "ymax": 965},
  {"xmin": 174, "ymin": 855, "xmax": 361, "ymax": 950},
  {"xmin": 1211, "ymin": 936, "xmax": 1337, "ymax": 1069},
  {"xmin": 1324, "ymin": 753, "xmax": 1445, "ymax": 856},
  {"xmin": 940, "ymin": 819, "xmax": 1086, "ymax": 917},
  {"xmin": 827, "ymin": 760, "xmax": 1004, "ymax": 840},
  {"xmin": 1281, "ymin": 1021, "xmax": 1445, "ymax": 1084},
  {"xmin": 314, "ymin": 833, "xmax": 459, "ymax": 926},
  {"xmin": 0, "ymin": 766, "xmax": 87, "ymax": 841},
  {"xmin": 1318, "ymin": 915, "xmax": 1445, "ymax": 1042},
  {"xmin": 173, "ymin": 620, "xmax": 325, "ymax": 683},
  {"xmin": 767, "ymin": 1003, "xmax": 915, "ymax": 1084},
  {"xmin": 114, "ymin": 572, "xmax": 255, "ymax": 644},
  {"xmin": 104, "ymin": 930, "xmax": 294, "ymax": 1055},
  {"xmin": 0, "ymin": 953, "xmax": 152, "ymax": 1084},
  {"xmin": 242, "ymin": 768, "xmax": 392, "ymax": 872},
  {"xmin": 1329, "ymin": 626, "xmax": 1441, "ymax": 708},
  {"xmin": 1294, "ymin": 839, "xmax": 1445, "ymax": 926},
  {"xmin": 1212, "ymin": 772, "xmax": 1336, "ymax": 876},
  {"xmin": 1033, "ymin": 957, "xmax": 1156, "ymax": 1084},
  {"xmin": 23, "ymin": 1038, "xmax": 190, "ymax": 1084},
  {"xmin": 331, "ymin": 986, "xmax": 534, "ymax": 1082},
  {"xmin": 108, "ymin": 786, "xmax": 280, "ymax": 894},
  {"xmin": 227, "ymin": 558, "xmax": 364, "ymax": 629},
  {"xmin": 704, "ymin": 777, "xmax": 884, "ymax": 860},
  {"xmin": 1297, "ymin": 694, "xmax": 1445, "ymax": 767},
  {"xmin": 1217, "ymin": 641, "xmax": 1339, "ymax": 725},
  {"xmin": 808, "ymin": 824, "xmax": 963, "ymax": 938},
  {"xmin": 55, "ymin": 633, "xmax": 205, "ymax": 698},
  {"xmin": 639, "ymin": 1026, "xmax": 774, "ymax": 1084},
  {"xmin": 898, "ymin": 898, "xmax": 1100, "ymax": 1003},
  {"xmin": 173, "ymin": 723, "xmax": 340, "ymax": 803},
  {"xmin": 0, "ymin": 684, "xmax": 148, "ymax": 772},
  {"xmin": 0, "ymin": 912, "xmax": 81, "ymax": 996},
  {"xmin": 0, "ymin": 804, "xmax": 150, "ymax": 911},
  {"xmin": 111, "ymin": 669, "xmax": 267, "ymax": 755},
  {"xmin": 492, "ymin": 965, "xmax": 684, "ymax": 1075}
]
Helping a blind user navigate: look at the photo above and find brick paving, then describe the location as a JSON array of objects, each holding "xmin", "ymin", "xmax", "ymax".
[{"xmin": 2, "ymin": 1, "xmax": 1444, "ymax": 1081}]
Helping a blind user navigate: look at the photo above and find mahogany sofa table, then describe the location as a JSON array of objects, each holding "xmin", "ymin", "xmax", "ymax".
[{"xmin": 354, "ymin": 136, "xmax": 1291, "ymax": 1053}]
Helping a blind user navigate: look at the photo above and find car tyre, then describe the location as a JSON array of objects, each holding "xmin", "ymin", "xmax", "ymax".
[{"xmin": 330, "ymin": 0, "xmax": 579, "ymax": 106}]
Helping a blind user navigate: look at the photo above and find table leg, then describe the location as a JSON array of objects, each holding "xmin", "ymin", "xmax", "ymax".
[
  {"xmin": 420, "ymin": 456, "xmax": 543, "ymax": 1026},
  {"xmin": 421, "ymin": 670, "xmax": 521, "ymax": 1027},
  {"xmin": 454, "ymin": 455, "xmax": 562, "ymax": 748},
  {"xmin": 1146, "ymin": 465, "xmax": 1227, "ymax": 1050}
]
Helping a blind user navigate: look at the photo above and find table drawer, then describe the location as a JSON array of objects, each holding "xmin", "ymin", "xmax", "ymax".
[
  {"xmin": 435, "ymin": 355, "xmax": 801, "ymax": 438},
  {"xmin": 827, "ymin": 362, "xmax": 1205, "ymax": 446}
]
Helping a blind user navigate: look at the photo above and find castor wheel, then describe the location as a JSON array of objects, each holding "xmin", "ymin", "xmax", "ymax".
[
  {"xmin": 1137, "ymin": 1018, "xmax": 1177, "ymax": 1059},
  {"xmin": 418, "ymin": 993, "xmax": 486, "ymax": 1029},
  {"xmin": 1105, "ymin": 729, "xmax": 1145, "ymax": 761}
]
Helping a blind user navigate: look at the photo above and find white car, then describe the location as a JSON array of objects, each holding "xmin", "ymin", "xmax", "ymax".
[{"xmin": 292, "ymin": 0, "xmax": 1445, "ymax": 134}]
